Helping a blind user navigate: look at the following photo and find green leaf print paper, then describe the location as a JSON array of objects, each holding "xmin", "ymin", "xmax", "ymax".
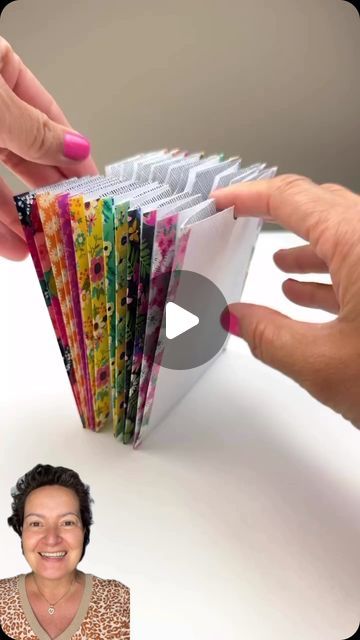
[
  {"xmin": 113, "ymin": 202, "xmax": 129, "ymax": 438},
  {"xmin": 123, "ymin": 208, "xmax": 141, "ymax": 444},
  {"xmin": 101, "ymin": 197, "xmax": 117, "ymax": 426}
]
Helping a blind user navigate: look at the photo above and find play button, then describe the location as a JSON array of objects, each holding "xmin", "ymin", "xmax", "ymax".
[
  {"xmin": 165, "ymin": 302, "xmax": 199, "ymax": 339},
  {"xmin": 154, "ymin": 270, "xmax": 229, "ymax": 371}
]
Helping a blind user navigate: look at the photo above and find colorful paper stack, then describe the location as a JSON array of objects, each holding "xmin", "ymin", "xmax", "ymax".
[{"xmin": 14, "ymin": 150, "xmax": 276, "ymax": 445}]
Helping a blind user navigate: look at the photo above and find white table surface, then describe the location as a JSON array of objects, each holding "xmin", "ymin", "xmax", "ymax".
[{"xmin": 0, "ymin": 231, "xmax": 359, "ymax": 640}]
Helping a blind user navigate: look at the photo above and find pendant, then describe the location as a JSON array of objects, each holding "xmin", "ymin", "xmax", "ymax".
[{"xmin": 48, "ymin": 607, "xmax": 55, "ymax": 615}]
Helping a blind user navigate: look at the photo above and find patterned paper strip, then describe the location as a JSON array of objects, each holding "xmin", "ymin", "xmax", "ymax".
[
  {"xmin": 123, "ymin": 208, "xmax": 141, "ymax": 444},
  {"xmin": 138, "ymin": 227, "xmax": 191, "ymax": 441},
  {"xmin": 112, "ymin": 202, "xmax": 129, "ymax": 438},
  {"xmin": 101, "ymin": 197, "xmax": 117, "ymax": 429},
  {"xmin": 37, "ymin": 193, "xmax": 88, "ymax": 426},
  {"xmin": 85, "ymin": 199, "xmax": 111, "ymax": 429},
  {"xmin": 15, "ymin": 192, "xmax": 83, "ymax": 423},
  {"xmin": 135, "ymin": 213, "xmax": 178, "ymax": 437},
  {"xmin": 57, "ymin": 193, "xmax": 95, "ymax": 429},
  {"xmin": 69, "ymin": 195, "xmax": 97, "ymax": 429},
  {"xmin": 125, "ymin": 210, "xmax": 157, "ymax": 442}
]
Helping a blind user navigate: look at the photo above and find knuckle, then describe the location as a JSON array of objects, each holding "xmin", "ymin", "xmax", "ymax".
[
  {"xmin": 28, "ymin": 111, "xmax": 52, "ymax": 160},
  {"xmin": 249, "ymin": 318, "xmax": 275, "ymax": 363},
  {"xmin": 321, "ymin": 182, "xmax": 342, "ymax": 191},
  {"xmin": 269, "ymin": 175, "xmax": 314, "ymax": 223},
  {"xmin": 321, "ymin": 182, "xmax": 349, "ymax": 197},
  {"xmin": 312, "ymin": 219, "xmax": 345, "ymax": 266},
  {"xmin": 272, "ymin": 174, "xmax": 311, "ymax": 198},
  {"xmin": 0, "ymin": 37, "xmax": 12, "ymax": 71},
  {"xmin": 313, "ymin": 213, "xmax": 357, "ymax": 262}
]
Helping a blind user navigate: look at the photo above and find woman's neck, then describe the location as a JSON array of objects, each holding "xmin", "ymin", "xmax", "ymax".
[{"xmin": 28, "ymin": 570, "xmax": 81, "ymax": 603}]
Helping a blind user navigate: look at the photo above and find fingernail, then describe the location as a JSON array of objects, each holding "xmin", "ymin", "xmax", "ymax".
[
  {"xmin": 220, "ymin": 307, "xmax": 241, "ymax": 336},
  {"xmin": 63, "ymin": 132, "xmax": 91, "ymax": 161}
]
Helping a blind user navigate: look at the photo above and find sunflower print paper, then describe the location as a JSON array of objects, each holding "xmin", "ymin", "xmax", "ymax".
[
  {"xmin": 69, "ymin": 194, "xmax": 98, "ymax": 429},
  {"xmin": 85, "ymin": 198, "xmax": 111, "ymax": 430}
]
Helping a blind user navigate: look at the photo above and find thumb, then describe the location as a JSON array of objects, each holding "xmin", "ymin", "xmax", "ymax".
[
  {"xmin": 221, "ymin": 302, "xmax": 328, "ymax": 386},
  {"xmin": 0, "ymin": 76, "xmax": 90, "ymax": 165}
]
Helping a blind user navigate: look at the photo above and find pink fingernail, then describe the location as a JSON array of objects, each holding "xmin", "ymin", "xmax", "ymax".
[
  {"xmin": 220, "ymin": 308, "xmax": 241, "ymax": 336},
  {"xmin": 63, "ymin": 132, "xmax": 91, "ymax": 161}
]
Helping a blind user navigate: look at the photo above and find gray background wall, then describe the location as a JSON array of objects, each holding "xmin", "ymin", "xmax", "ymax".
[{"xmin": 0, "ymin": 0, "xmax": 359, "ymax": 195}]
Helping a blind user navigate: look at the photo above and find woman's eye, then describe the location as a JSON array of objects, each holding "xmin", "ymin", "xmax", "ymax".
[
  {"xmin": 62, "ymin": 520, "xmax": 76, "ymax": 527},
  {"xmin": 29, "ymin": 521, "xmax": 42, "ymax": 527}
]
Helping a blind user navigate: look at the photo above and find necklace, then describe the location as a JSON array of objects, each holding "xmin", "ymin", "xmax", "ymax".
[{"xmin": 32, "ymin": 574, "xmax": 76, "ymax": 615}]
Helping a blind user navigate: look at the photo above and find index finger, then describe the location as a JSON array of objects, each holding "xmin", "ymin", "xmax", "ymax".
[
  {"xmin": 0, "ymin": 36, "xmax": 98, "ymax": 177},
  {"xmin": 211, "ymin": 174, "xmax": 347, "ymax": 245}
]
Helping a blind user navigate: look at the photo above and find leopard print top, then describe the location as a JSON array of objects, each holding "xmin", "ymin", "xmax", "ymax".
[{"xmin": 0, "ymin": 574, "xmax": 130, "ymax": 640}]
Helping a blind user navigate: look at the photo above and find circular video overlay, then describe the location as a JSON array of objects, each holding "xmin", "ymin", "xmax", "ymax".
[{"xmin": 154, "ymin": 270, "xmax": 229, "ymax": 371}]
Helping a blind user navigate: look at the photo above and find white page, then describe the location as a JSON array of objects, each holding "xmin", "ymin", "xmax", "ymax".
[
  {"xmin": 189, "ymin": 159, "xmax": 240, "ymax": 198},
  {"xmin": 113, "ymin": 183, "xmax": 161, "ymax": 206},
  {"xmin": 130, "ymin": 186, "xmax": 172, "ymax": 208},
  {"xmin": 149, "ymin": 154, "xmax": 187, "ymax": 183},
  {"xmin": 211, "ymin": 166, "xmax": 240, "ymax": 190},
  {"xmin": 183, "ymin": 157, "xmax": 221, "ymax": 193},
  {"xmin": 143, "ymin": 208, "xmax": 261, "ymax": 437},
  {"xmin": 133, "ymin": 151, "xmax": 170, "ymax": 182},
  {"xmin": 256, "ymin": 166, "xmax": 278, "ymax": 179},
  {"xmin": 165, "ymin": 155, "xmax": 203, "ymax": 193},
  {"xmin": 175, "ymin": 156, "xmax": 220, "ymax": 194},
  {"xmin": 230, "ymin": 163, "xmax": 267, "ymax": 185},
  {"xmin": 157, "ymin": 194, "xmax": 203, "ymax": 218}
]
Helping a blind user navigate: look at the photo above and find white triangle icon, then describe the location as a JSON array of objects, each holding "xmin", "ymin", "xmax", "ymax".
[{"xmin": 165, "ymin": 302, "xmax": 199, "ymax": 340}]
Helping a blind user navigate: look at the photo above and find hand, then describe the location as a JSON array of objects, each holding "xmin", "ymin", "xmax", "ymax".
[
  {"xmin": 0, "ymin": 37, "xmax": 98, "ymax": 261},
  {"xmin": 213, "ymin": 174, "xmax": 360, "ymax": 427}
]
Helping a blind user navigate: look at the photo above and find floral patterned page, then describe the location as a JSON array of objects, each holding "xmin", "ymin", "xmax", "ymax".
[
  {"xmin": 57, "ymin": 193, "xmax": 95, "ymax": 430},
  {"xmin": 37, "ymin": 193, "xmax": 88, "ymax": 426},
  {"xmin": 123, "ymin": 208, "xmax": 141, "ymax": 444},
  {"xmin": 125, "ymin": 210, "xmax": 157, "ymax": 442},
  {"xmin": 135, "ymin": 213, "xmax": 178, "ymax": 438},
  {"xmin": 113, "ymin": 202, "xmax": 129, "ymax": 438},
  {"xmin": 15, "ymin": 192, "xmax": 83, "ymax": 423},
  {"xmin": 101, "ymin": 197, "xmax": 117, "ymax": 431},
  {"xmin": 135, "ymin": 226, "xmax": 191, "ymax": 445},
  {"xmin": 69, "ymin": 195, "xmax": 97, "ymax": 429},
  {"xmin": 84, "ymin": 198, "xmax": 112, "ymax": 430}
]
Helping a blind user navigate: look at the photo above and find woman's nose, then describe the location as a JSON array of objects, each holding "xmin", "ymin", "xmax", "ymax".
[{"xmin": 42, "ymin": 526, "xmax": 62, "ymax": 543}]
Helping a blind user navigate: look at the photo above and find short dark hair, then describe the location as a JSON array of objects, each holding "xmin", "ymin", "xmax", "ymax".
[{"xmin": 7, "ymin": 464, "xmax": 94, "ymax": 561}]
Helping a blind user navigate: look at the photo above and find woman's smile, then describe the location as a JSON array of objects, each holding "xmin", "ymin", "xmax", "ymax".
[{"xmin": 38, "ymin": 551, "xmax": 68, "ymax": 561}]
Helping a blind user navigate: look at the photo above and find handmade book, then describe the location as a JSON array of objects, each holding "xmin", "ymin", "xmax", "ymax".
[{"xmin": 14, "ymin": 150, "xmax": 276, "ymax": 446}]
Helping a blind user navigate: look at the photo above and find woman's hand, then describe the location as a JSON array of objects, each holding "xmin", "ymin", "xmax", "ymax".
[
  {"xmin": 213, "ymin": 174, "xmax": 360, "ymax": 427},
  {"xmin": 0, "ymin": 37, "xmax": 98, "ymax": 261}
]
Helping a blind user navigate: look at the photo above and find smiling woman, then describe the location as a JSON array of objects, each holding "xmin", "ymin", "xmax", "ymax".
[{"xmin": 0, "ymin": 465, "xmax": 130, "ymax": 640}]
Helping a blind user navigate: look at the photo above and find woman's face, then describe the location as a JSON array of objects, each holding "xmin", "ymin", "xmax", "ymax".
[{"xmin": 22, "ymin": 485, "xmax": 85, "ymax": 581}]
